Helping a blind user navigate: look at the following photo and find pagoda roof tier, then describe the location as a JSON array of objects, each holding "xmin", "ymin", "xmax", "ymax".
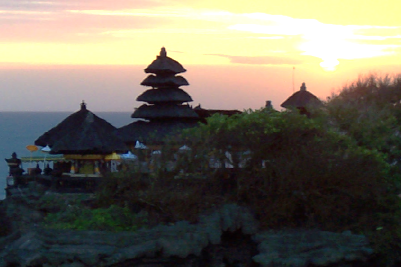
[
  {"xmin": 136, "ymin": 88, "xmax": 193, "ymax": 104},
  {"xmin": 118, "ymin": 120, "xmax": 199, "ymax": 144},
  {"xmin": 140, "ymin": 74, "xmax": 189, "ymax": 87},
  {"xmin": 281, "ymin": 83, "xmax": 323, "ymax": 109},
  {"xmin": 131, "ymin": 104, "xmax": 199, "ymax": 120},
  {"xmin": 145, "ymin": 47, "xmax": 186, "ymax": 75}
]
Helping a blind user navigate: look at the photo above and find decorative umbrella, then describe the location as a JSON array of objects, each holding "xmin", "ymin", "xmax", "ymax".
[
  {"xmin": 179, "ymin": 145, "xmax": 191, "ymax": 151},
  {"xmin": 120, "ymin": 151, "xmax": 138, "ymax": 160},
  {"xmin": 135, "ymin": 141, "xmax": 148, "ymax": 150},
  {"xmin": 105, "ymin": 152, "xmax": 121, "ymax": 160},
  {"xmin": 26, "ymin": 145, "xmax": 38, "ymax": 167}
]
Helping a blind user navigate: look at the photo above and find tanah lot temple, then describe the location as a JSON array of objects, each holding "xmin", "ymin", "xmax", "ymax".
[{"xmin": 4, "ymin": 47, "xmax": 322, "ymax": 196}]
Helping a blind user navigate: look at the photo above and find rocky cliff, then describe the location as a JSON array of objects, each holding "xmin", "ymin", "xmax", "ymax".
[{"xmin": 0, "ymin": 194, "xmax": 376, "ymax": 267}]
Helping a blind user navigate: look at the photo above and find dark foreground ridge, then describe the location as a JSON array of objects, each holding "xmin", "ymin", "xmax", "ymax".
[{"xmin": 0, "ymin": 196, "xmax": 374, "ymax": 267}]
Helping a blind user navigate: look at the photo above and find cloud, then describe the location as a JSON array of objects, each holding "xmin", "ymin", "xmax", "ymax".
[
  {"xmin": 225, "ymin": 13, "xmax": 401, "ymax": 69},
  {"xmin": 206, "ymin": 53, "xmax": 319, "ymax": 65},
  {"xmin": 1, "ymin": 2, "xmax": 401, "ymax": 69},
  {"xmin": 0, "ymin": 0, "xmax": 164, "ymax": 11}
]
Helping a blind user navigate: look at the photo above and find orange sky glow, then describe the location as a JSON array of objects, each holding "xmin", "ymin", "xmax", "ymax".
[{"xmin": 0, "ymin": 0, "xmax": 401, "ymax": 111}]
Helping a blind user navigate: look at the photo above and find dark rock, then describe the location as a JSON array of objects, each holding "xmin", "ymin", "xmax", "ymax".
[
  {"xmin": 0, "ymin": 201, "xmax": 376, "ymax": 267},
  {"xmin": 252, "ymin": 229, "xmax": 373, "ymax": 267},
  {"xmin": 0, "ymin": 204, "xmax": 260, "ymax": 267}
]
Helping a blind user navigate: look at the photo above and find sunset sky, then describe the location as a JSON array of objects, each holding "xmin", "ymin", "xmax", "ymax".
[{"xmin": 0, "ymin": 0, "xmax": 401, "ymax": 112}]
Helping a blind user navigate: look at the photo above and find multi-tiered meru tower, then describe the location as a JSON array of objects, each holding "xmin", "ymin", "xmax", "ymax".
[{"xmin": 118, "ymin": 48, "xmax": 200, "ymax": 149}]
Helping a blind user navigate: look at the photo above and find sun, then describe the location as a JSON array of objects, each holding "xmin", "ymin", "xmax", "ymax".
[
  {"xmin": 319, "ymin": 58, "xmax": 339, "ymax": 72},
  {"xmin": 299, "ymin": 38, "xmax": 348, "ymax": 72},
  {"xmin": 300, "ymin": 34, "xmax": 390, "ymax": 72}
]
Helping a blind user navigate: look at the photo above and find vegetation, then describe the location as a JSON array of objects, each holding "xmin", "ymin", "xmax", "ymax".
[
  {"xmin": 43, "ymin": 204, "xmax": 147, "ymax": 232},
  {"xmin": 95, "ymin": 169, "xmax": 229, "ymax": 225},
  {"xmin": 0, "ymin": 203, "xmax": 11, "ymax": 237},
  {"xmin": 326, "ymin": 74, "xmax": 401, "ymax": 264},
  {"xmin": 39, "ymin": 73, "xmax": 401, "ymax": 264},
  {"xmin": 179, "ymin": 109, "xmax": 395, "ymax": 230}
]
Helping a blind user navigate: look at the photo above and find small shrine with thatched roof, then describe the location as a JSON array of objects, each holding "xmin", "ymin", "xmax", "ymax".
[
  {"xmin": 118, "ymin": 47, "xmax": 200, "ymax": 150},
  {"xmin": 35, "ymin": 101, "xmax": 128, "ymax": 176},
  {"xmin": 281, "ymin": 82, "xmax": 323, "ymax": 115}
]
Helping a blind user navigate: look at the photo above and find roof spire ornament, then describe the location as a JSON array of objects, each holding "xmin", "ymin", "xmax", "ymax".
[
  {"xmin": 300, "ymin": 82, "xmax": 307, "ymax": 91},
  {"xmin": 160, "ymin": 47, "xmax": 167, "ymax": 57},
  {"xmin": 80, "ymin": 100, "xmax": 87, "ymax": 110}
]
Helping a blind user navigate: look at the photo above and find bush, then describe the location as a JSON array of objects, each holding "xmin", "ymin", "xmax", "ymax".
[
  {"xmin": 0, "ymin": 204, "xmax": 12, "ymax": 236},
  {"xmin": 43, "ymin": 205, "xmax": 147, "ymax": 232},
  {"xmin": 95, "ymin": 109, "xmax": 398, "ymax": 233},
  {"xmin": 95, "ymin": 171, "xmax": 230, "ymax": 225},
  {"xmin": 94, "ymin": 98, "xmax": 401, "ymax": 261},
  {"xmin": 326, "ymin": 74, "xmax": 401, "ymax": 178}
]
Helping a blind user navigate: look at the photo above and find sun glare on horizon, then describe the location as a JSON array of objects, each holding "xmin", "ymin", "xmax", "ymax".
[{"xmin": 228, "ymin": 12, "xmax": 401, "ymax": 72}]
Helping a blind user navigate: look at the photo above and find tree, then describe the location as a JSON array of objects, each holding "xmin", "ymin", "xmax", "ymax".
[
  {"xmin": 326, "ymin": 74, "xmax": 401, "ymax": 179},
  {"xmin": 179, "ymin": 108, "xmax": 393, "ymax": 231}
]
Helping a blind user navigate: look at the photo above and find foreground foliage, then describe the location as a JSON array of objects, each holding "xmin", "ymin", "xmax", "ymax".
[
  {"xmin": 43, "ymin": 204, "xmax": 147, "ymax": 232},
  {"xmin": 96, "ymin": 171, "xmax": 230, "ymax": 225},
  {"xmin": 181, "ymin": 110, "xmax": 396, "ymax": 231},
  {"xmin": 96, "ymin": 107, "xmax": 400, "ymax": 231},
  {"xmin": 42, "ymin": 73, "xmax": 401, "ymax": 264}
]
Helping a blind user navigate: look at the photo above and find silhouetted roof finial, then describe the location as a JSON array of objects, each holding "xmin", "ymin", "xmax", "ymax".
[
  {"xmin": 300, "ymin": 82, "xmax": 307, "ymax": 91},
  {"xmin": 160, "ymin": 47, "xmax": 167, "ymax": 57},
  {"xmin": 80, "ymin": 100, "xmax": 87, "ymax": 110}
]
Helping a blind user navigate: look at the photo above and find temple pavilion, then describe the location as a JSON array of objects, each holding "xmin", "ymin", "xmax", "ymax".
[
  {"xmin": 118, "ymin": 47, "xmax": 200, "ymax": 150},
  {"xmin": 34, "ymin": 101, "xmax": 128, "ymax": 176},
  {"xmin": 281, "ymin": 82, "xmax": 323, "ymax": 115}
]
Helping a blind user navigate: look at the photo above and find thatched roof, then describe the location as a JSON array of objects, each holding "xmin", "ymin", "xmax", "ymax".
[
  {"xmin": 145, "ymin": 47, "xmax": 186, "ymax": 75},
  {"xmin": 136, "ymin": 88, "xmax": 193, "ymax": 104},
  {"xmin": 132, "ymin": 104, "xmax": 199, "ymax": 120},
  {"xmin": 194, "ymin": 106, "xmax": 242, "ymax": 118},
  {"xmin": 118, "ymin": 120, "xmax": 199, "ymax": 144},
  {"xmin": 141, "ymin": 74, "xmax": 189, "ymax": 87},
  {"xmin": 50, "ymin": 123, "xmax": 128, "ymax": 155},
  {"xmin": 281, "ymin": 83, "xmax": 323, "ymax": 109},
  {"xmin": 35, "ymin": 102, "xmax": 128, "ymax": 154}
]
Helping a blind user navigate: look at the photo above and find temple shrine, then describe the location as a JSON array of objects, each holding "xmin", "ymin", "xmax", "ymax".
[
  {"xmin": 4, "ymin": 48, "xmax": 324, "ymax": 196},
  {"xmin": 118, "ymin": 47, "xmax": 200, "ymax": 150},
  {"xmin": 281, "ymin": 82, "xmax": 322, "ymax": 115}
]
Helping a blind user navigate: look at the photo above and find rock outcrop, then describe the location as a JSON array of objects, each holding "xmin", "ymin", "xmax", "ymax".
[
  {"xmin": 0, "ymin": 201, "xmax": 374, "ymax": 267},
  {"xmin": 253, "ymin": 230, "xmax": 373, "ymax": 267}
]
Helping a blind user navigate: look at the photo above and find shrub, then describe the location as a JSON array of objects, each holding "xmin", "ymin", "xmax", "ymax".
[
  {"xmin": 95, "ymin": 171, "xmax": 230, "ymax": 225},
  {"xmin": 94, "ymin": 100, "xmax": 401, "ymax": 261},
  {"xmin": 174, "ymin": 109, "xmax": 397, "ymax": 232},
  {"xmin": 0, "ymin": 204, "xmax": 11, "ymax": 236},
  {"xmin": 43, "ymin": 205, "xmax": 147, "ymax": 232},
  {"xmin": 95, "ymin": 109, "xmax": 398, "ymax": 233}
]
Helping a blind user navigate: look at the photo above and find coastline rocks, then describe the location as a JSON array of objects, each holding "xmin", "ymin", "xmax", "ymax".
[
  {"xmin": 253, "ymin": 230, "xmax": 373, "ymax": 267},
  {"xmin": 0, "ymin": 204, "xmax": 259, "ymax": 267},
  {"xmin": 0, "ymin": 203, "xmax": 374, "ymax": 267}
]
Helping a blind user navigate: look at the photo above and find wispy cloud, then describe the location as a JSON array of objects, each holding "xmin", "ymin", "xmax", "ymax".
[
  {"xmin": 206, "ymin": 53, "xmax": 320, "ymax": 65},
  {"xmin": 0, "ymin": 1, "xmax": 400, "ymax": 70},
  {"xmin": 225, "ymin": 13, "xmax": 401, "ymax": 70}
]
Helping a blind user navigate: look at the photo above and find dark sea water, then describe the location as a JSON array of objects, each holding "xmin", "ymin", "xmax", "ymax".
[{"xmin": 0, "ymin": 112, "xmax": 133, "ymax": 199}]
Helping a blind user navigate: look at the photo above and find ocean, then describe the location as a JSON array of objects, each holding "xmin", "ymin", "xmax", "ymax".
[{"xmin": 0, "ymin": 112, "xmax": 134, "ymax": 200}]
